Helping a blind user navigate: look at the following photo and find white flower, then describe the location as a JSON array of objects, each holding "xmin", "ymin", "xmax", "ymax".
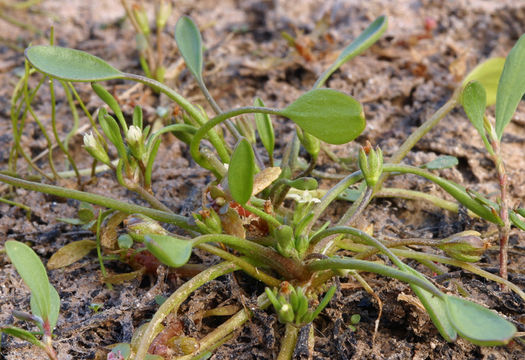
[
  {"xmin": 126, "ymin": 125, "xmax": 142, "ymax": 145},
  {"xmin": 83, "ymin": 132, "xmax": 110, "ymax": 164},
  {"xmin": 287, "ymin": 190, "xmax": 321, "ymax": 204}
]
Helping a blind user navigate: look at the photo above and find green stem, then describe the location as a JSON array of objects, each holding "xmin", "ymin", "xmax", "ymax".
[
  {"xmin": 49, "ymin": 79, "xmax": 81, "ymax": 182},
  {"xmin": 181, "ymin": 308, "xmax": 251, "ymax": 360},
  {"xmin": 0, "ymin": 197, "xmax": 31, "ymax": 219},
  {"xmin": 277, "ymin": 323, "xmax": 299, "ymax": 360},
  {"xmin": 310, "ymin": 226, "xmax": 405, "ymax": 269},
  {"xmin": 196, "ymin": 243, "xmax": 280, "ymax": 287},
  {"xmin": 382, "ymin": 163, "xmax": 501, "ymax": 224},
  {"xmin": 197, "ymin": 78, "xmax": 242, "ymax": 141},
  {"xmin": 306, "ymin": 257, "xmax": 443, "ymax": 299},
  {"xmin": 306, "ymin": 170, "xmax": 363, "ymax": 234},
  {"xmin": 133, "ymin": 262, "xmax": 238, "ymax": 360},
  {"xmin": 192, "ymin": 234, "xmax": 309, "ymax": 280},
  {"xmin": 123, "ymin": 73, "xmax": 231, "ymax": 167},
  {"xmin": 337, "ymin": 182, "xmax": 370, "ymax": 226},
  {"xmin": 390, "ymin": 248, "xmax": 525, "ymax": 301},
  {"xmin": 378, "ymin": 91, "xmax": 459, "ymax": 176},
  {"xmin": 0, "ymin": 173, "xmax": 193, "ymax": 230},
  {"xmin": 376, "ymin": 187, "xmax": 477, "ymax": 217},
  {"xmin": 190, "ymin": 106, "xmax": 281, "ymax": 170}
]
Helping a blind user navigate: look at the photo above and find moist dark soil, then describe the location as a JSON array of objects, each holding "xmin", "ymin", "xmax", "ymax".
[{"xmin": 1, "ymin": 1, "xmax": 524, "ymax": 359}]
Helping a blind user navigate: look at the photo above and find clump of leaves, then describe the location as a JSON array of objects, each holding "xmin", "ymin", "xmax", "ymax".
[{"xmin": 0, "ymin": 13, "xmax": 523, "ymax": 360}]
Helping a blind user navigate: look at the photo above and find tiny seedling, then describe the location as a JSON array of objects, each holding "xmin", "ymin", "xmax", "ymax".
[
  {"xmin": 0, "ymin": 13, "xmax": 523, "ymax": 360},
  {"xmin": 1, "ymin": 241, "xmax": 60, "ymax": 360}
]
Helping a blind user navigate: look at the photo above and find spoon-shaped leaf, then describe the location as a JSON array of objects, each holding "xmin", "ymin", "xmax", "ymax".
[
  {"xmin": 175, "ymin": 16, "xmax": 204, "ymax": 83},
  {"xmin": 314, "ymin": 16, "xmax": 387, "ymax": 88},
  {"xmin": 254, "ymin": 97, "xmax": 275, "ymax": 158},
  {"xmin": 5, "ymin": 241, "xmax": 51, "ymax": 323},
  {"xmin": 25, "ymin": 45, "xmax": 123, "ymax": 81},
  {"xmin": 280, "ymin": 89, "xmax": 365, "ymax": 144},
  {"xmin": 145, "ymin": 234, "xmax": 193, "ymax": 268},
  {"xmin": 445, "ymin": 295, "xmax": 516, "ymax": 346},
  {"xmin": 461, "ymin": 81, "xmax": 487, "ymax": 142},
  {"xmin": 403, "ymin": 266, "xmax": 457, "ymax": 342},
  {"xmin": 462, "ymin": 57, "xmax": 504, "ymax": 107},
  {"xmin": 228, "ymin": 139, "xmax": 255, "ymax": 204},
  {"xmin": 495, "ymin": 34, "xmax": 525, "ymax": 140}
]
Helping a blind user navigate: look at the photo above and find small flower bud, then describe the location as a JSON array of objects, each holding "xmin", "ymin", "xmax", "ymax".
[
  {"xmin": 83, "ymin": 132, "xmax": 111, "ymax": 165},
  {"xmin": 358, "ymin": 143, "xmax": 383, "ymax": 187},
  {"xmin": 156, "ymin": 0, "xmax": 172, "ymax": 31},
  {"xmin": 277, "ymin": 303, "xmax": 295, "ymax": 323},
  {"xmin": 132, "ymin": 4, "xmax": 150, "ymax": 37},
  {"xmin": 126, "ymin": 125, "xmax": 145, "ymax": 160},
  {"xmin": 438, "ymin": 230, "xmax": 488, "ymax": 262}
]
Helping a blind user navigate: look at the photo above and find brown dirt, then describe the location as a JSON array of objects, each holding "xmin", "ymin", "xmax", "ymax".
[{"xmin": 1, "ymin": 0, "xmax": 524, "ymax": 359}]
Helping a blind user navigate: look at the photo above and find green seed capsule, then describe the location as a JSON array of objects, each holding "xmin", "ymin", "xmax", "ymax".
[{"xmin": 438, "ymin": 230, "xmax": 487, "ymax": 262}]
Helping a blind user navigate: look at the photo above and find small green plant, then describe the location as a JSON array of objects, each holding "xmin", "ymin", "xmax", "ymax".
[
  {"xmin": 1, "ymin": 241, "xmax": 60, "ymax": 360},
  {"xmin": 1, "ymin": 14, "xmax": 523, "ymax": 359}
]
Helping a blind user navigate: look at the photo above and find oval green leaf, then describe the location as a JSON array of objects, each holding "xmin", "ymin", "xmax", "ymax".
[
  {"xmin": 445, "ymin": 295, "xmax": 516, "ymax": 346},
  {"xmin": 403, "ymin": 266, "xmax": 457, "ymax": 342},
  {"xmin": 422, "ymin": 155, "xmax": 459, "ymax": 170},
  {"xmin": 314, "ymin": 16, "xmax": 387, "ymax": 88},
  {"xmin": 495, "ymin": 34, "xmax": 525, "ymax": 140},
  {"xmin": 25, "ymin": 45, "xmax": 123, "ymax": 82},
  {"xmin": 228, "ymin": 139, "xmax": 255, "ymax": 204},
  {"xmin": 254, "ymin": 97, "xmax": 275, "ymax": 157},
  {"xmin": 47, "ymin": 239, "xmax": 97, "ymax": 270},
  {"xmin": 5, "ymin": 240, "xmax": 51, "ymax": 322},
  {"xmin": 462, "ymin": 57, "xmax": 505, "ymax": 106},
  {"xmin": 461, "ymin": 81, "xmax": 487, "ymax": 141},
  {"xmin": 145, "ymin": 234, "xmax": 193, "ymax": 268},
  {"xmin": 175, "ymin": 16, "xmax": 203, "ymax": 82},
  {"xmin": 280, "ymin": 89, "xmax": 365, "ymax": 144}
]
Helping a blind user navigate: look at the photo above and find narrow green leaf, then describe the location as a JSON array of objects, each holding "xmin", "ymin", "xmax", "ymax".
[
  {"xmin": 509, "ymin": 210, "xmax": 525, "ymax": 231},
  {"xmin": 175, "ymin": 16, "xmax": 203, "ymax": 82},
  {"xmin": 422, "ymin": 155, "xmax": 459, "ymax": 170},
  {"xmin": 404, "ymin": 266, "xmax": 457, "ymax": 342},
  {"xmin": 228, "ymin": 139, "xmax": 255, "ymax": 204},
  {"xmin": 445, "ymin": 295, "xmax": 516, "ymax": 346},
  {"xmin": 254, "ymin": 97, "xmax": 275, "ymax": 157},
  {"xmin": 495, "ymin": 34, "xmax": 525, "ymax": 140},
  {"xmin": 98, "ymin": 109, "xmax": 127, "ymax": 160},
  {"xmin": 5, "ymin": 241, "xmax": 51, "ymax": 323},
  {"xmin": 280, "ymin": 89, "xmax": 365, "ymax": 144},
  {"xmin": 462, "ymin": 57, "xmax": 505, "ymax": 106},
  {"xmin": 25, "ymin": 45, "xmax": 123, "ymax": 82},
  {"xmin": 145, "ymin": 234, "xmax": 193, "ymax": 268},
  {"xmin": 461, "ymin": 81, "xmax": 487, "ymax": 142},
  {"xmin": 0, "ymin": 326, "xmax": 44, "ymax": 348},
  {"xmin": 31, "ymin": 286, "xmax": 60, "ymax": 331},
  {"xmin": 92, "ymin": 83, "xmax": 127, "ymax": 132},
  {"xmin": 314, "ymin": 16, "xmax": 387, "ymax": 88}
]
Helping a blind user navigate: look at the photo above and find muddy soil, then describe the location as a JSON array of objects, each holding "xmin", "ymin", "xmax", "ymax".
[{"xmin": 0, "ymin": 0, "xmax": 524, "ymax": 359}]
